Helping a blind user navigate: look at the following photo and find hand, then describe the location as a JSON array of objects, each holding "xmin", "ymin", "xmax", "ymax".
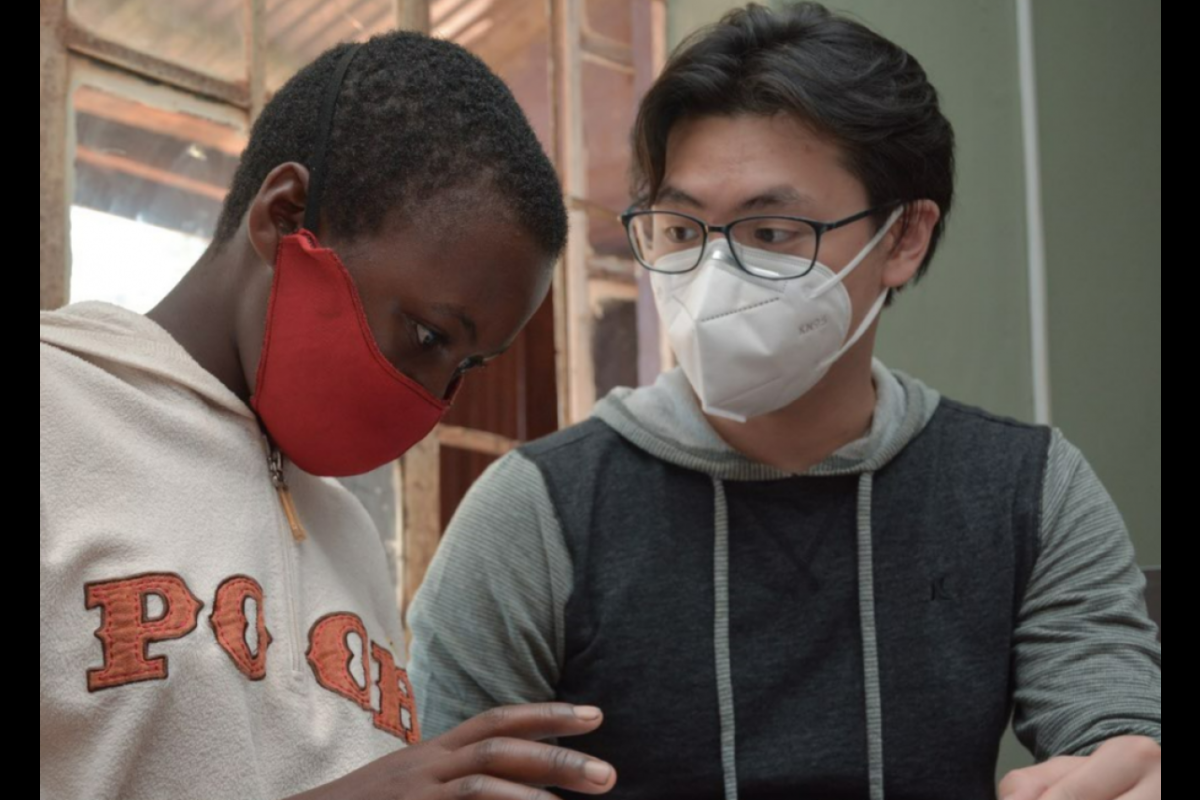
[
  {"xmin": 999, "ymin": 735, "xmax": 1160, "ymax": 800},
  {"xmin": 287, "ymin": 703, "xmax": 616, "ymax": 800}
]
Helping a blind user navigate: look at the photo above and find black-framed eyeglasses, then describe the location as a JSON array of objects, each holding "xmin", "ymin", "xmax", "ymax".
[{"xmin": 619, "ymin": 200, "xmax": 904, "ymax": 280}]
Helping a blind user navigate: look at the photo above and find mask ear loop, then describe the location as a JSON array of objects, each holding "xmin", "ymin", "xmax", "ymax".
[
  {"xmin": 813, "ymin": 205, "xmax": 907, "ymax": 369},
  {"xmin": 818, "ymin": 288, "xmax": 891, "ymax": 370},
  {"xmin": 808, "ymin": 205, "xmax": 905, "ymax": 300},
  {"xmin": 303, "ymin": 44, "xmax": 363, "ymax": 236}
]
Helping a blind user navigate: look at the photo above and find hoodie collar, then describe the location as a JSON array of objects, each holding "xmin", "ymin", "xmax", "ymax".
[
  {"xmin": 592, "ymin": 358, "xmax": 940, "ymax": 481},
  {"xmin": 40, "ymin": 301, "xmax": 256, "ymax": 421}
]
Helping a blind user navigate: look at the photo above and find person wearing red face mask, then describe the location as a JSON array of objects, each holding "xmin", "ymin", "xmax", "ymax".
[{"xmin": 40, "ymin": 32, "xmax": 617, "ymax": 800}]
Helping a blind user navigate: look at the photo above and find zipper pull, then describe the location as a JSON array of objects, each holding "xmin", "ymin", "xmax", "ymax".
[{"xmin": 267, "ymin": 443, "xmax": 308, "ymax": 543}]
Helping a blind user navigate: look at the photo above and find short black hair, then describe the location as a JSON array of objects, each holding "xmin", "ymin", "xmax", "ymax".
[
  {"xmin": 214, "ymin": 31, "xmax": 566, "ymax": 259},
  {"xmin": 633, "ymin": 2, "xmax": 955, "ymax": 301}
]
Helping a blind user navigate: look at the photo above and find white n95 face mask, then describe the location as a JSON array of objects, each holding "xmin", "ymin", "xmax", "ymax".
[{"xmin": 650, "ymin": 206, "xmax": 903, "ymax": 423}]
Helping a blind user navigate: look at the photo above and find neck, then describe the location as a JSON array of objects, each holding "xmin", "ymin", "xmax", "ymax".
[
  {"xmin": 146, "ymin": 240, "xmax": 259, "ymax": 405},
  {"xmin": 707, "ymin": 332, "xmax": 879, "ymax": 473}
]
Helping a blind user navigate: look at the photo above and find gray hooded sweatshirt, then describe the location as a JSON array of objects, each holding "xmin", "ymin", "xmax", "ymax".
[{"xmin": 407, "ymin": 361, "xmax": 1160, "ymax": 799}]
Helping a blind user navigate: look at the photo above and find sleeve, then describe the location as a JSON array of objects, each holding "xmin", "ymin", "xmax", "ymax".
[
  {"xmin": 406, "ymin": 450, "xmax": 574, "ymax": 739},
  {"xmin": 1010, "ymin": 428, "xmax": 1161, "ymax": 760}
]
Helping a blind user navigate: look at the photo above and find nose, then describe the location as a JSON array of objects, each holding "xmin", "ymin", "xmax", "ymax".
[{"xmin": 703, "ymin": 236, "xmax": 735, "ymax": 262}]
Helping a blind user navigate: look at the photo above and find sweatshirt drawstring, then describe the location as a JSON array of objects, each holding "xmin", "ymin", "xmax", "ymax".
[
  {"xmin": 711, "ymin": 472, "xmax": 885, "ymax": 800},
  {"xmin": 712, "ymin": 477, "xmax": 740, "ymax": 800}
]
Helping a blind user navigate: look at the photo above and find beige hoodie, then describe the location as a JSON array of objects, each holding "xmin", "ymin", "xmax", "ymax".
[{"xmin": 40, "ymin": 302, "xmax": 415, "ymax": 800}]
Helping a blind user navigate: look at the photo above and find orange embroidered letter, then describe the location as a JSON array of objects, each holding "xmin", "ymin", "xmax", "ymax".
[
  {"xmin": 372, "ymin": 642, "xmax": 420, "ymax": 743},
  {"xmin": 307, "ymin": 613, "xmax": 371, "ymax": 709},
  {"xmin": 85, "ymin": 573, "xmax": 204, "ymax": 691},
  {"xmin": 210, "ymin": 575, "xmax": 272, "ymax": 680}
]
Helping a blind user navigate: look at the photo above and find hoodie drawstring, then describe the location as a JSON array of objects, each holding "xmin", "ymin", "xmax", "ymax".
[
  {"xmin": 856, "ymin": 472, "xmax": 885, "ymax": 800},
  {"xmin": 712, "ymin": 478, "xmax": 740, "ymax": 799},
  {"xmin": 711, "ymin": 472, "xmax": 885, "ymax": 800}
]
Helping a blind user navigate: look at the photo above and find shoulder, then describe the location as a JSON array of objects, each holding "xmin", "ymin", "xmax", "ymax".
[
  {"xmin": 915, "ymin": 396, "xmax": 1054, "ymax": 466},
  {"xmin": 518, "ymin": 417, "xmax": 621, "ymax": 461}
]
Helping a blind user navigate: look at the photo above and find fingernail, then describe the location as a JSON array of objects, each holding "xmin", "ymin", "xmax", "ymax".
[
  {"xmin": 574, "ymin": 705, "xmax": 603, "ymax": 721},
  {"xmin": 585, "ymin": 760, "xmax": 613, "ymax": 785}
]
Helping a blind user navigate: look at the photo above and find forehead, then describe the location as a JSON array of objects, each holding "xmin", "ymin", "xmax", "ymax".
[
  {"xmin": 660, "ymin": 114, "xmax": 867, "ymax": 213},
  {"xmin": 336, "ymin": 209, "xmax": 553, "ymax": 325}
]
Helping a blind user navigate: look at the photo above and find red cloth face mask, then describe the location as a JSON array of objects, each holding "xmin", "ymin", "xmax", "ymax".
[
  {"xmin": 249, "ymin": 44, "xmax": 456, "ymax": 477},
  {"xmin": 250, "ymin": 229, "xmax": 457, "ymax": 476}
]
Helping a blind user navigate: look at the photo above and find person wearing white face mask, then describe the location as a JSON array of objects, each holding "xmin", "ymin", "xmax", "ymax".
[
  {"xmin": 641, "ymin": 202, "xmax": 905, "ymax": 423},
  {"xmin": 407, "ymin": 4, "xmax": 1161, "ymax": 800}
]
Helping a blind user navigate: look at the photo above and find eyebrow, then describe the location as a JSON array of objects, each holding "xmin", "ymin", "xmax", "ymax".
[
  {"xmin": 655, "ymin": 185, "xmax": 706, "ymax": 209},
  {"xmin": 656, "ymin": 184, "xmax": 818, "ymax": 214}
]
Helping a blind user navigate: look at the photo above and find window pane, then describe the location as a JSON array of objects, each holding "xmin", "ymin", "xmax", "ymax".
[
  {"xmin": 585, "ymin": 0, "xmax": 632, "ymax": 45},
  {"xmin": 266, "ymin": 0, "xmax": 398, "ymax": 92},
  {"xmin": 436, "ymin": 0, "xmax": 554, "ymax": 158},
  {"xmin": 592, "ymin": 296, "xmax": 638, "ymax": 399},
  {"xmin": 582, "ymin": 35, "xmax": 636, "ymax": 256},
  {"xmin": 70, "ymin": 85, "xmax": 247, "ymax": 312},
  {"xmin": 70, "ymin": 0, "xmax": 246, "ymax": 82}
]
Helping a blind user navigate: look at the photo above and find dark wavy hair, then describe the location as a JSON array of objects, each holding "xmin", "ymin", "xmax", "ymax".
[
  {"xmin": 632, "ymin": 2, "xmax": 956, "ymax": 299},
  {"xmin": 214, "ymin": 31, "xmax": 566, "ymax": 259}
]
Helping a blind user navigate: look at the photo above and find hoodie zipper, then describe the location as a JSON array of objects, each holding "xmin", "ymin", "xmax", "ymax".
[
  {"xmin": 267, "ymin": 441, "xmax": 307, "ymax": 676},
  {"xmin": 268, "ymin": 446, "xmax": 307, "ymax": 542}
]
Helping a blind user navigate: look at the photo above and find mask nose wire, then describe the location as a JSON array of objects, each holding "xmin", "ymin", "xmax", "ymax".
[{"xmin": 700, "ymin": 230, "xmax": 734, "ymax": 264}]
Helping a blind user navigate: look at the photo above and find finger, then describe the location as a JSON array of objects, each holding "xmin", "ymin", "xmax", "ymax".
[
  {"xmin": 434, "ymin": 737, "xmax": 616, "ymax": 795},
  {"xmin": 436, "ymin": 775, "xmax": 563, "ymax": 800},
  {"xmin": 999, "ymin": 756, "xmax": 1087, "ymax": 800},
  {"xmin": 1037, "ymin": 741, "xmax": 1158, "ymax": 800},
  {"xmin": 436, "ymin": 704, "xmax": 605, "ymax": 750},
  {"xmin": 1115, "ymin": 769, "xmax": 1160, "ymax": 800}
]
